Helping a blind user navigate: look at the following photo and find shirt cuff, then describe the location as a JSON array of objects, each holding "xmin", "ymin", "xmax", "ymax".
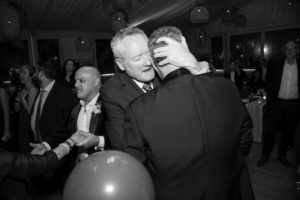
[
  {"xmin": 94, "ymin": 136, "xmax": 105, "ymax": 151},
  {"xmin": 42, "ymin": 142, "xmax": 51, "ymax": 151}
]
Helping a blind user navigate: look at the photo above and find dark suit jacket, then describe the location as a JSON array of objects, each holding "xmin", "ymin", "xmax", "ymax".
[
  {"xmin": 35, "ymin": 81, "xmax": 77, "ymax": 148},
  {"xmin": 100, "ymin": 72, "xmax": 159, "ymax": 149},
  {"xmin": 265, "ymin": 57, "xmax": 300, "ymax": 107},
  {"xmin": 124, "ymin": 69, "xmax": 253, "ymax": 200}
]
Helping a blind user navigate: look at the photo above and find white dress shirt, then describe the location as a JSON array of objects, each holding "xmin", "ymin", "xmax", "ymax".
[
  {"xmin": 278, "ymin": 60, "xmax": 298, "ymax": 99},
  {"xmin": 77, "ymin": 93, "xmax": 104, "ymax": 148}
]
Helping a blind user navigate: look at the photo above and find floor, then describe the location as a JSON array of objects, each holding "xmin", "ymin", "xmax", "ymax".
[{"xmin": 245, "ymin": 142, "xmax": 300, "ymax": 200}]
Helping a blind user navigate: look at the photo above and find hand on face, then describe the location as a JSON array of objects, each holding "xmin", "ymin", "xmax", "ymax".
[{"xmin": 153, "ymin": 36, "xmax": 198, "ymax": 70}]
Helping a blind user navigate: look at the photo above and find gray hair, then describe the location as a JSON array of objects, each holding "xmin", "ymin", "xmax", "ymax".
[{"xmin": 110, "ymin": 26, "xmax": 148, "ymax": 59}]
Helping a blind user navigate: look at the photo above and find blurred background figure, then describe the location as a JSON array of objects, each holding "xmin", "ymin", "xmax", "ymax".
[
  {"xmin": 62, "ymin": 59, "xmax": 78, "ymax": 89},
  {"xmin": 15, "ymin": 65, "xmax": 38, "ymax": 153},
  {"xmin": 0, "ymin": 86, "xmax": 11, "ymax": 145},
  {"xmin": 249, "ymin": 58, "xmax": 267, "ymax": 94},
  {"xmin": 257, "ymin": 41, "xmax": 300, "ymax": 167},
  {"xmin": 224, "ymin": 58, "xmax": 247, "ymax": 97}
]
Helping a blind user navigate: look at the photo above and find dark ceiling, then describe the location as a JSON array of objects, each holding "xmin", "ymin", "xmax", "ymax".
[{"xmin": 11, "ymin": 0, "xmax": 254, "ymax": 34}]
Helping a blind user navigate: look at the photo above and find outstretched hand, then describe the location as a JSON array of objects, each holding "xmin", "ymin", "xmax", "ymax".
[
  {"xmin": 30, "ymin": 143, "xmax": 47, "ymax": 155},
  {"xmin": 75, "ymin": 131, "xmax": 99, "ymax": 149}
]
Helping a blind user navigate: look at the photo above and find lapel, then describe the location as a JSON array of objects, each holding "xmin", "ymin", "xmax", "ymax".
[
  {"xmin": 89, "ymin": 96, "xmax": 102, "ymax": 134},
  {"xmin": 40, "ymin": 81, "xmax": 57, "ymax": 119},
  {"xmin": 69, "ymin": 103, "xmax": 81, "ymax": 131}
]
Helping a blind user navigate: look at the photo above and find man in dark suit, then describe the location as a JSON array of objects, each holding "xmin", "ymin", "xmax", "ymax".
[
  {"xmin": 101, "ymin": 26, "xmax": 210, "ymax": 149},
  {"xmin": 122, "ymin": 26, "xmax": 253, "ymax": 200},
  {"xmin": 29, "ymin": 61, "xmax": 77, "ymax": 155},
  {"xmin": 257, "ymin": 41, "xmax": 300, "ymax": 167}
]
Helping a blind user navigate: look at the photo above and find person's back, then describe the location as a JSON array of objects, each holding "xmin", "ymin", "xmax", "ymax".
[{"xmin": 125, "ymin": 70, "xmax": 253, "ymax": 200}]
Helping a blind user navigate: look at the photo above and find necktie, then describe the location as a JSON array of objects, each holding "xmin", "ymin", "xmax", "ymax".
[
  {"xmin": 34, "ymin": 90, "xmax": 45, "ymax": 142},
  {"xmin": 142, "ymin": 83, "xmax": 152, "ymax": 92}
]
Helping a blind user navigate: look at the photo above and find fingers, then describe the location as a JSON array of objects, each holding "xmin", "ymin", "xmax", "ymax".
[
  {"xmin": 155, "ymin": 37, "xmax": 177, "ymax": 45},
  {"xmin": 29, "ymin": 143, "xmax": 38, "ymax": 148}
]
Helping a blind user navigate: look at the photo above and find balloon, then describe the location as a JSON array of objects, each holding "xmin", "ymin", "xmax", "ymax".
[{"xmin": 63, "ymin": 150, "xmax": 155, "ymax": 200}]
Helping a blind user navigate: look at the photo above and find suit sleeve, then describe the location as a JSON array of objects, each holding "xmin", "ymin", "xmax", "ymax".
[
  {"xmin": 0, "ymin": 150, "xmax": 58, "ymax": 182},
  {"xmin": 123, "ymin": 107, "xmax": 147, "ymax": 164},
  {"xmin": 240, "ymin": 107, "xmax": 253, "ymax": 156},
  {"xmin": 44, "ymin": 89, "xmax": 78, "ymax": 149},
  {"xmin": 101, "ymin": 90, "xmax": 127, "ymax": 150}
]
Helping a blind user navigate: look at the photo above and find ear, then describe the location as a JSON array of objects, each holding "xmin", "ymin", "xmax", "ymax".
[
  {"xmin": 95, "ymin": 76, "xmax": 101, "ymax": 86},
  {"xmin": 115, "ymin": 59, "xmax": 125, "ymax": 71},
  {"xmin": 181, "ymin": 36, "xmax": 188, "ymax": 48}
]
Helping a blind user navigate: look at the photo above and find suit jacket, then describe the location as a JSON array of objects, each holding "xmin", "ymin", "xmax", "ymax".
[
  {"xmin": 100, "ymin": 72, "xmax": 159, "ymax": 149},
  {"xmin": 123, "ymin": 68, "xmax": 253, "ymax": 200},
  {"xmin": 35, "ymin": 81, "xmax": 77, "ymax": 148},
  {"xmin": 0, "ymin": 149, "xmax": 58, "ymax": 184},
  {"xmin": 265, "ymin": 57, "xmax": 300, "ymax": 107}
]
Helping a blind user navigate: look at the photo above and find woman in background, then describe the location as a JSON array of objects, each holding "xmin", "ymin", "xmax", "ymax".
[
  {"xmin": 15, "ymin": 65, "xmax": 38, "ymax": 153},
  {"xmin": 62, "ymin": 59, "xmax": 77, "ymax": 88}
]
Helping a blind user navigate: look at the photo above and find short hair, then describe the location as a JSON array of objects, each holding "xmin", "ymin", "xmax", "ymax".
[
  {"xmin": 110, "ymin": 26, "xmax": 147, "ymax": 59},
  {"xmin": 37, "ymin": 61, "xmax": 57, "ymax": 80},
  {"xmin": 283, "ymin": 41, "xmax": 299, "ymax": 55},
  {"xmin": 148, "ymin": 26, "xmax": 183, "ymax": 66}
]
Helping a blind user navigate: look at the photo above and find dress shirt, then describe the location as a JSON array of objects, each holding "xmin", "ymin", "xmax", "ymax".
[
  {"xmin": 31, "ymin": 80, "xmax": 55, "ymax": 140},
  {"xmin": 278, "ymin": 60, "xmax": 298, "ymax": 99},
  {"xmin": 133, "ymin": 79, "xmax": 153, "ymax": 93},
  {"xmin": 77, "ymin": 93, "xmax": 104, "ymax": 148}
]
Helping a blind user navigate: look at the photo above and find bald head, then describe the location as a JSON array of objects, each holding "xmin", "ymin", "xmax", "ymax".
[{"xmin": 75, "ymin": 66, "xmax": 101, "ymax": 102}]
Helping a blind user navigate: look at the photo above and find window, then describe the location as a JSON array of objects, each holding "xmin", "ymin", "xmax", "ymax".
[
  {"xmin": 230, "ymin": 32, "xmax": 261, "ymax": 69},
  {"xmin": 210, "ymin": 36, "xmax": 224, "ymax": 69}
]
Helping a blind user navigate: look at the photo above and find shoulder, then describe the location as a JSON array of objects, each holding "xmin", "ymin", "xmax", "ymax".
[{"xmin": 101, "ymin": 73, "xmax": 125, "ymax": 93}]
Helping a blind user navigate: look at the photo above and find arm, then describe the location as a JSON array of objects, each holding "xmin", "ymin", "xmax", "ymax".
[
  {"xmin": 153, "ymin": 36, "xmax": 209, "ymax": 75},
  {"xmin": 0, "ymin": 150, "xmax": 58, "ymax": 182},
  {"xmin": 101, "ymin": 91, "xmax": 127, "ymax": 150},
  {"xmin": 123, "ymin": 107, "xmax": 147, "ymax": 163},
  {"xmin": 0, "ymin": 88, "xmax": 11, "ymax": 142}
]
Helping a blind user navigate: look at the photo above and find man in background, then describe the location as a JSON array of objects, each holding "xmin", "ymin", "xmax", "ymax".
[
  {"xmin": 122, "ymin": 26, "xmax": 254, "ymax": 200},
  {"xmin": 257, "ymin": 41, "xmax": 300, "ymax": 167},
  {"xmin": 30, "ymin": 61, "xmax": 77, "ymax": 154}
]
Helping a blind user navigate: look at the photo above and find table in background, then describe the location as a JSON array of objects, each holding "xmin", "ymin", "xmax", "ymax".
[{"xmin": 245, "ymin": 99, "xmax": 266, "ymax": 143}]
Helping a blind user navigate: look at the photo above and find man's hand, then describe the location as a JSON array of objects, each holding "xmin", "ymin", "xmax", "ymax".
[
  {"xmin": 153, "ymin": 36, "xmax": 198, "ymax": 72},
  {"xmin": 70, "ymin": 131, "xmax": 85, "ymax": 144},
  {"xmin": 29, "ymin": 143, "xmax": 48, "ymax": 155},
  {"xmin": 76, "ymin": 131, "xmax": 99, "ymax": 148}
]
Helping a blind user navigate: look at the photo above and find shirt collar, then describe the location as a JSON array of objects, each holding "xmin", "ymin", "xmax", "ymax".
[
  {"xmin": 80, "ymin": 93, "xmax": 100, "ymax": 107},
  {"xmin": 132, "ymin": 79, "xmax": 153, "ymax": 90},
  {"xmin": 41, "ymin": 80, "xmax": 55, "ymax": 93},
  {"xmin": 163, "ymin": 68, "xmax": 190, "ymax": 83}
]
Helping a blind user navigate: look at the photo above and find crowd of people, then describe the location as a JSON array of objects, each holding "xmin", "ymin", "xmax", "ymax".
[{"xmin": 0, "ymin": 25, "xmax": 299, "ymax": 200}]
